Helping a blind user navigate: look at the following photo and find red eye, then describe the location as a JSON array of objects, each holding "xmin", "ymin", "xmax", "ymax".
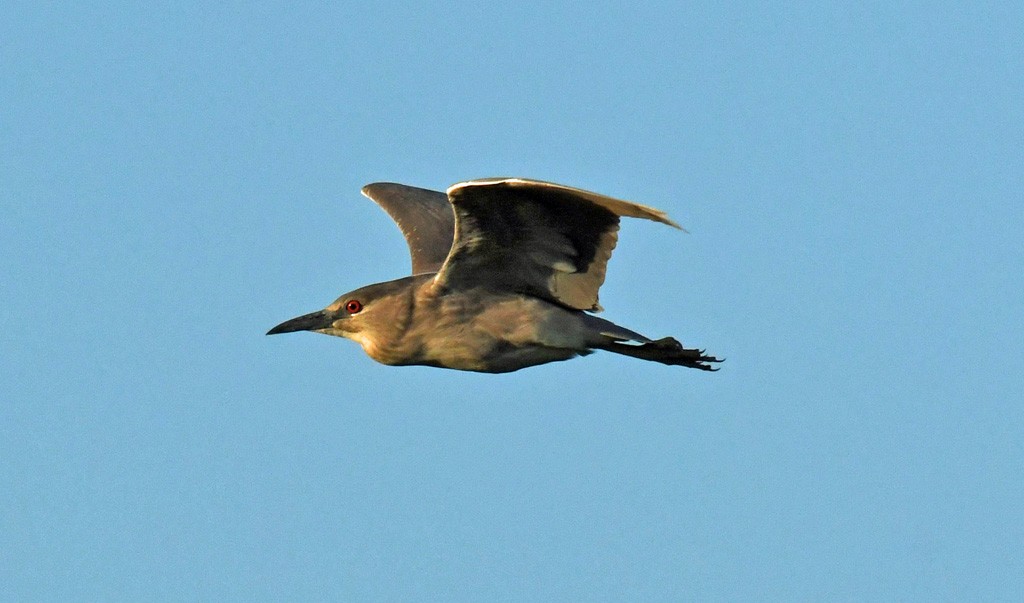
[{"xmin": 345, "ymin": 299, "xmax": 363, "ymax": 314}]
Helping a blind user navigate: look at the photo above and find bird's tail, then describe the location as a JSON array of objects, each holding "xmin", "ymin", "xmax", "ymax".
[{"xmin": 594, "ymin": 337, "xmax": 723, "ymax": 371}]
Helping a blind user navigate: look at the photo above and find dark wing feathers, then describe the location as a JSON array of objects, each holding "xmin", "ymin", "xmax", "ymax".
[{"xmin": 433, "ymin": 178, "xmax": 681, "ymax": 311}]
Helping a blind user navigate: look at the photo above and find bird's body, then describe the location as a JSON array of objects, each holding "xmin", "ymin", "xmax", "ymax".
[
  {"xmin": 338, "ymin": 275, "xmax": 580, "ymax": 372},
  {"xmin": 269, "ymin": 178, "xmax": 720, "ymax": 373}
]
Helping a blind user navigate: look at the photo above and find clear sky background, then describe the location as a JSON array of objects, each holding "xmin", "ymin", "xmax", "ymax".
[{"xmin": 3, "ymin": 2, "xmax": 1022, "ymax": 601}]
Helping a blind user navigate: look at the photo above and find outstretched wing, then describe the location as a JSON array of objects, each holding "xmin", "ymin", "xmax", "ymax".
[
  {"xmin": 361, "ymin": 183, "xmax": 456, "ymax": 275},
  {"xmin": 433, "ymin": 178, "xmax": 681, "ymax": 312}
]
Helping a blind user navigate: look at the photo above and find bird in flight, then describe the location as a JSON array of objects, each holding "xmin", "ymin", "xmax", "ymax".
[{"xmin": 268, "ymin": 178, "xmax": 721, "ymax": 373}]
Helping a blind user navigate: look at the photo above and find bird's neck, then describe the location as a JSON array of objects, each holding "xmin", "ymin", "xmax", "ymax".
[{"xmin": 358, "ymin": 275, "xmax": 433, "ymax": 366}]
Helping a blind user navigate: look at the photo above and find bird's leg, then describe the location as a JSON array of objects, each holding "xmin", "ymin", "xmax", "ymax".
[{"xmin": 598, "ymin": 337, "xmax": 723, "ymax": 371}]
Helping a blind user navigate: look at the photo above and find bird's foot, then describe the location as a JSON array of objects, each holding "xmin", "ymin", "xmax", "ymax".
[{"xmin": 646, "ymin": 337, "xmax": 724, "ymax": 371}]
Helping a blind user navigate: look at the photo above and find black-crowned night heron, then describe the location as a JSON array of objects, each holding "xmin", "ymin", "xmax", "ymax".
[{"xmin": 268, "ymin": 178, "xmax": 721, "ymax": 373}]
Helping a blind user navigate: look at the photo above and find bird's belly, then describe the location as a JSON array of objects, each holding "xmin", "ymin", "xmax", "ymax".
[
  {"xmin": 403, "ymin": 294, "xmax": 587, "ymax": 373},
  {"xmin": 416, "ymin": 336, "xmax": 579, "ymax": 373}
]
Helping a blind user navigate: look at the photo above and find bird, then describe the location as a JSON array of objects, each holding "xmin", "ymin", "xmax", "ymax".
[{"xmin": 267, "ymin": 178, "xmax": 721, "ymax": 373}]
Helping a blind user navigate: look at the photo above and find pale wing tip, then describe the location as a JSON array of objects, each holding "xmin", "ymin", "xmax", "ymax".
[
  {"xmin": 605, "ymin": 198, "xmax": 688, "ymax": 232},
  {"xmin": 654, "ymin": 211, "xmax": 686, "ymax": 231},
  {"xmin": 666, "ymin": 217, "xmax": 688, "ymax": 233}
]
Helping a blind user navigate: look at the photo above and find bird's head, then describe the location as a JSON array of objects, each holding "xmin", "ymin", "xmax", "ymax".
[{"xmin": 266, "ymin": 277, "xmax": 418, "ymax": 349}]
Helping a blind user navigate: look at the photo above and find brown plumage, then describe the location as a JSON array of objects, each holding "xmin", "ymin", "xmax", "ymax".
[{"xmin": 268, "ymin": 178, "xmax": 721, "ymax": 373}]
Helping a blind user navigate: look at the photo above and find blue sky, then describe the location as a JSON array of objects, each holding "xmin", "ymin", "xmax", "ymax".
[{"xmin": 3, "ymin": 2, "xmax": 1022, "ymax": 600}]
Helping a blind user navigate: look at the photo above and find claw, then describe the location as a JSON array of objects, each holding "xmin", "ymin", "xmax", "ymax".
[{"xmin": 598, "ymin": 339, "xmax": 723, "ymax": 371}]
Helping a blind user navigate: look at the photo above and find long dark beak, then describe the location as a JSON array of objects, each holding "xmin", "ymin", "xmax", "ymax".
[{"xmin": 267, "ymin": 310, "xmax": 332, "ymax": 335}]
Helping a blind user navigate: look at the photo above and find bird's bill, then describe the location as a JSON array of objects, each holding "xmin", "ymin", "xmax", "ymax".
[{"xmin": 266, "ymin": 310, "xmax": 332, "ymax": 335}]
